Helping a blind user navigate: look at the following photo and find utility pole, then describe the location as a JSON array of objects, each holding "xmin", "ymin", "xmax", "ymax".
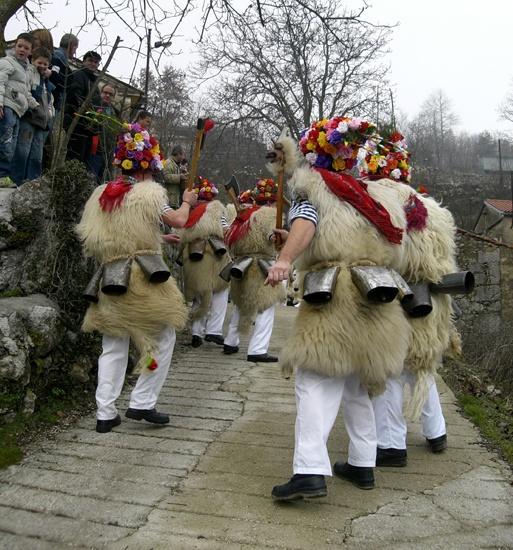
[
  {"xmin": 498, "ymin": 138, "xmax": 503, "ymax": 187},
  {"xmin": 144, "ymin": 28, "xmax": 152, "ymax": 109}
]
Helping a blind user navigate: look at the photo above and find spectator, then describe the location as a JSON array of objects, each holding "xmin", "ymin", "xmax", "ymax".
[
  {"xmin": 162, "ymin": 143, "xmax": 188, "ymax": 203},
  {"xmin": 0, "ymin": 32, "xmax": 38, "ymax": 187},
  {"xmin": 86, "ymin": 82, "xmax": 120, "ymax": 183},
  {"xmin": 133, "ymin": 109, "xmax": 152, "ymax": 130},
  {"xmin": 50, "ymin": 33, "xmax": 78, "ymax": 111},
  {"xmin": 64, "ymin": 50, "xmax": 101, "ymax": 163},
  {"xmin": 31, "ymin": 29, "xmax": 54, "ymax": 53},
  {"xmin": 11, "ymin": 47, "xmax": 55, "ymax": 185}
]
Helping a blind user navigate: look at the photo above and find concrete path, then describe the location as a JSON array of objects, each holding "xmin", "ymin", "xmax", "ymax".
[{"xmin": 1, "ymin": 305, "xmax": 513, "ymax": 549}]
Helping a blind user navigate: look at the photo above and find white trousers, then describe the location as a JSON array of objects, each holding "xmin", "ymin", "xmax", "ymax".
[
  {"xmin": 372, "ymin": 371, "xmax": 446, "ymax": 450},
  {"xmin": 224, "ymin": 304, "xmax": 275, "ymax": 355},
  {"xmin": 293, "ymin": 369, "xmax": 377, "ymax": 476},
  {"xmin": 95, "ymin": 327, "xmax": 176, "ymax": 420},
  {"xmin": 191, "ymin": 288, "xmax": 229, "ymax": 337}
]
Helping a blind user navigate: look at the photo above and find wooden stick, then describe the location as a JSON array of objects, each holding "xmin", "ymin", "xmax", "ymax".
[
  {"xmin": 187, "ymin": 118, "xmax": 205, "ymax": 190},
  {"xmin": 274, "ymin": 153, "xmax": 285, "ymax": 248}
]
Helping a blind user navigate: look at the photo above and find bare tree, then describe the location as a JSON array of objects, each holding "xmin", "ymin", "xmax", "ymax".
[
  {"xmin": 499, "ymin": 79, "xmax": 513, "ymax": 126},
  {"xmin": 195, "ymin": 0, "xmax": 392, "ymax": 140}
]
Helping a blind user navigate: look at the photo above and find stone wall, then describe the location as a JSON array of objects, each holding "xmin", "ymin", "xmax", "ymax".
[
  {"xmin": 0, "ymin": 163, "xmax": 98, "ymax": 422},
  {"xmin": 455, "ymin": 231, "xmax": 513, "ymax": 356},
  {"xmin": 413, "ymin": 168, "xmax": 511, "ymax": 230}
]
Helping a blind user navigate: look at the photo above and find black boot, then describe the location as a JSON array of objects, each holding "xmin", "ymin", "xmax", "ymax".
[
  {"xmin": 96, "ymin": 414, "xmax": 121, "ymax": 433},
  {"xmin": 223, "ymin": 344, "xmax": 239, "ymax": 355},
  {"xmin": 205, "ymin": 334, "xmax": 224, "ymax": 345},
  {"xmin": 247, "ymin": 353, "xmax": 278, "ymax": 363},
  {"xmin": 333, "ymin": 462, "xmax": 375, "ymax": 490},
  {"xmin": 125, "ymin": 408, "xmax": 170, "ymax": 424},
  {"xmin": 191, "ymin": 335, "xmax": 203, "ymax": 348},
  {"xmin": 376, "ymin": 447, "xmax": 407, "ymax": 467},
  {"xmin": 271, "ymin": 474, "xmax": 327, "ymax": 501},
  {"xmin": 427, "ymin": 434, "xmax": 447, "ymax": 453}
]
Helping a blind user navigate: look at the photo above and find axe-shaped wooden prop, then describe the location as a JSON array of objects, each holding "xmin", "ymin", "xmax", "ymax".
[
  {"xmin": 224, "ymin": 175, "xmax": 242, "ymax": 213},
  {"xmin": 187, "ymin": 117, "xmax": 215, "ymax": 191},
  {"xmin": 266, "ymin": 143, "xmax": 286, "ymax": 247}
]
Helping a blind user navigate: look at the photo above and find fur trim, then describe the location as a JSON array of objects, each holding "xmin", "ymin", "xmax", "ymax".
[
  {"xmin": 82, "ymin": 263, "xmax": 187, "ymax": 371},
  {"xmin": 76, "ymin": 180, "xmax": 167, "ymax": 262},
  {"xmin": 266, "ymin": 134, "xmax": 303, "ymax": 177},
  {"xmin": 280, "ymin": 262, "xmax": 410, "ymax": 395},
  {"xmin": 226, "ymin": 203, "xmax": 237, "ymax": 224},
  {"xmin": 178, "ymin": 200, "xmax": 227, "ymax": 243},
  {"xmin": 230, "ymin": 259, "xmax": 285, "ymax": 331},
  {"xmin": 228, "ymin": 206, "xmax": 277, "ymax": 258},
  {"xmin": 289, "ymin": 167, "xmax": 407, "ymax": 272}
]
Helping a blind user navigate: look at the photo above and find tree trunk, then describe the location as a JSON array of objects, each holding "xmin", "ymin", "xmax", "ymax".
[{"xmin": 0, "ymin": 0, "xmax": 27, "ymax": 56}]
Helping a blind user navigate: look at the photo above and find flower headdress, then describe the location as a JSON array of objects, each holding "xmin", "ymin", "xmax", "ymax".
[
  {"xmin": 359, "ymin": 128, "xmax": 412, "ymax": 183},
  {"xmin": 193, "ymin": 176, "xmax": 218, "ymax": 201},
  {"xmin": 299, "ymin": 116, "xmax": 379, "ymax": 173},
  {"xmin": 251, "ymin": 178, "xmax": 277, "ymax": 204},
  {"xmin": 113, "ymin": 122, "xmax": 164, "ymax": 173}
]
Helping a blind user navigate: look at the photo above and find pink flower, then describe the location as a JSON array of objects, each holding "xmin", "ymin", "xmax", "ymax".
[{"xmin": 348, "ymin": 117, "xmax": 362, "ymax": 130}]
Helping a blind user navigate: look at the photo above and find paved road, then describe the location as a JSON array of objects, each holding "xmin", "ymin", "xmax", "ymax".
[{"xmin": 1, "ymin": 305, "xmax": 513, "ymax": 549}]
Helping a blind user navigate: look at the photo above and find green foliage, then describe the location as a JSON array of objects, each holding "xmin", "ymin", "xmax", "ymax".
[{"xmin": 0, "ymin": 288, "xmax": 24, "ymax": 298}]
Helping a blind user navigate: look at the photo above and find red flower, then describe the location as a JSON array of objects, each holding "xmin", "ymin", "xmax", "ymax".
[{"xmin": 389, "ymin": 131, "xmax": 404, "ymax": 143}]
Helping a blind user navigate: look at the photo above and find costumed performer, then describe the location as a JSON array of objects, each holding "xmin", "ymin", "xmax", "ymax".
[
  {"xmin": 177, "ymin": 176, "xmax": 231, "ymax": 348},
  {"xmin": 265, "ymin": 119, "xmax": 412, "ymax": 499},
  {"xmin": 359, "ymin": 131, "xmax": 462, "ymax": 465},
  {"xmin": 76, "ymin": 120, "xmax": 198, "ymax": 433},
  {"xmin": 223, "ymin": 179, "xmax": 286, "ymax": 362}
]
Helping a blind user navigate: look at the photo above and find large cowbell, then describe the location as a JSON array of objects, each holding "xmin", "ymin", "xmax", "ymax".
[
  {"xmin": 219, "ymin": 261, "xmax": 234, "ymax": 282},
  {"xmin": 401, "ymin": 282, "xmax": 433, "ymax": 318},
  {"xmin": 430, "ymin": 271, "xmax": 475, "ymax": 294},
  {"xmin": 303, "ymin": 266, "xmax": 340, "ymax": 304},
  {"xmin": 135, "ymin": 254, "xmax": 171, "ymax": 283},
  {"xmin": 208, "ymin": 237, "xmax": 227, "ymax": 257},
  {"xmin": 230, "ymin": 256, "xmax": 253, "ymax": 279},
  {"xmin": 101, "ymin": 258, "xmax": 132, "ymax": 295},
  {"xmin": 189, "ymin": 239, "xmax": 206, "ymax": 261},
  {"xmin": 83, "ymin": 265, "xmax": 103, "ymax": 303},
  {"xmin": 350, "ymin": 266, "xmax": 401, "ymax": 303}
]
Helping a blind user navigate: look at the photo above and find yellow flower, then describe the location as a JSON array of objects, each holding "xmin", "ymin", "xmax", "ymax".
[
  {"xmin": 367, "ymin": 158, "xmax": 379, "ymax": 172},
  {"xmin": 150, "ymin": 146, "xmax": 159, "ymax": 155},
  {"xmin": 317, "ymin": 131, "xmax": 327, "ymax": 147},
  {"xmin": 140, "ymin": 160, "xmax": 149, "ymax": 169},
  {"xmin": 205, "ymin": 186, "xmax": 211, "ymax": 192},
  {"xmin": 398, "ymin": 160, "xmax": 408, "ymax": 169},
  {"xmin": 121, "ymin": 159, "xmax": 133, "ymax": 170},
  {"xmin": 332, "ymin": 157, "xmax": 346, "ymax": 171},
  {"xmin": 306, "ymin": 141, "xmax": 315, "ymax": 151},
  {"xmin": 324, "ymin": 143, "xmax": 337, "ymax": 155},
  {"xmin": 134, "ymin": 133, "xmax": 143, "ymax": 142},
  {"xmin": 317, "ymin": 118, "xmax": 329, "ymax": 128},
  {"xmin": 126, "ymin": 141, "xmax": 136, "ymax": 151}
]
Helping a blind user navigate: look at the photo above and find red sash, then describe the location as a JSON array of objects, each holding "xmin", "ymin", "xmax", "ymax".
[
  {"xmin": 184, "ymin": 202, "xmax": 208, "ymax": 228},
  {"xmin": 315, "ymin": 168, "xmax": 403, "ymax": 244},
  {"xmin": 225, "ymin": 205, "xmax": 260, "ymax": 246},
  {"xmin": 99, "ymin": 177, "xmax": 132, "ymax": 212},
  {"xmin": 404, "ymin": 194, "xmax": 428, "ymax": 232}
]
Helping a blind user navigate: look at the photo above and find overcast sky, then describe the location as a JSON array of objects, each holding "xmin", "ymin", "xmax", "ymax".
[{"xmin": 6, "ymin": 0, "xmax": 512, "ymax": 135}]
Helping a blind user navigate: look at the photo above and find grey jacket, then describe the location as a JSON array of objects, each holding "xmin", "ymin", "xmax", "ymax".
[{"xmin": 0, "ymin": 52, "xmax": 38, "ymax": 117}]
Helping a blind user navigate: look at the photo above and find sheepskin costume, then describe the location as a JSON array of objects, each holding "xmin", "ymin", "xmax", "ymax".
[
  {"xmin": 227, "ymin": 205, "xmax": 286, "ymax": 332},
  {"xmin": 178, "ymin": 199, "xmax": 231, "ymax": 320},
  {"xmin": 76, "ymin": 179, "xmax": 187, "ymax": 371},
  {"xmin": 366, "ymin": 178, "xmax": 459, "ymax": 414},
  {"xmin": 270, "ymin": 136, "xmax": 411, "ymax": 395}
]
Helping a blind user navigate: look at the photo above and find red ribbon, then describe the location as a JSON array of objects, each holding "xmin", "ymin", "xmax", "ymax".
[
  {"xmin": 225, "ymin": 205, "xmax": 261, "ymax": 246},
  {"xmin": 404, "ymin": 194, "xmax": 428, "ymax": 232},
  {"xmin": 99, "ymin": 177, "xmax": 133, "ymax": 212},
  {"xmin": 184, "ymin": 202, "xmax": 208, "ymax": 228},
  {"xmin": 315, "ymin": 167, "xmax": 403, "ymax": 245}
]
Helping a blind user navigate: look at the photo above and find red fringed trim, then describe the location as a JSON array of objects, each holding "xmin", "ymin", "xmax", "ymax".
[
  {"xmin": 99, "ymin": 177, "xmax": 133, "ymax": 212},
  {"xmin": 91, "ymin": 135, "xmax": 99, "ymax": 155},
  {"xmin": 315, "ymin": 168, "xmax": 403, "ymax": 245},
  {"xmin": 184, "ymin": 202, "xmax": 208, "ymax": 228},
  {"xmin": 404, "ymin": 194, "xmax": 428, "ymax": 232},
  {"xmin": 225, "ymin": 205, "xmax": 261, "ymax": 247}
]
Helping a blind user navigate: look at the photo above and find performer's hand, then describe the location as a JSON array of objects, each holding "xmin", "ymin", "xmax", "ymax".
[
  {"xmin": 270, "ymin": 229, "xmax": 289, "ymax": 246},
  {"xmin": 182, "ymin": 189, "xmax": 197, "ymax": 207},
  {"xmin": 162, "ymin": 233, "xmax": 181, "ymax": 244},
  {"xmin": 265, "ymin": 259, "xmax": 291, "ymax": 287},
  {"xmin": 179, "ymin": 173, "xmax": 188, "ymax": 184}
]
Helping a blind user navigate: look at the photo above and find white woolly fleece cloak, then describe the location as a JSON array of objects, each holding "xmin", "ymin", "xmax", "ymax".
[
  {"xmin": 76, "ymin": 179, "xmax": 188, "ymax": 370},
  {"xmin": 179, "ymin": 200, "xmax": 230, "ymax": 320}
]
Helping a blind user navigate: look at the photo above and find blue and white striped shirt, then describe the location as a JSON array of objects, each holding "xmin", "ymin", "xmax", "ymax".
[{"xmin": 288, "ymin": 198, "xmax": 318, "ymax": 227}]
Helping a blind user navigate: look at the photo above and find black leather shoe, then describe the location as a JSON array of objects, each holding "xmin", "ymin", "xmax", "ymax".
[
  {"xmin": 333, "ymin": 462, "xmax": 375, "ymax": 490},
  {"xmin": 205, "ymin": 334, "xmax": 224, "ymax": 345},
  {"xmin": 247, "ymin": 353, "xmax": 278, "ymax": 363},
  {"xmin": 223, "ymin": 344, "xmax": 239, "ymax": 355},
  {"xmin": 125, "ymin": 408, "xmax": 170, "ymax": 424},
  {"xmin": 96, "ymin": 414, "xmax": 121, "ymax": 433},
  {"xmin": 427, "ymin": 434, "xmax": 447, "ymax": 453},
  {"xmin": 271, "ymin": 474, "xmax": 327, "ymax": 501},
  {"xmin": 191, "ymin": 335, "xmax": 203, "ymax": 348},
  {"xmin": 376, "ymin": 448, "xmax": 407, "ymax": 467}
]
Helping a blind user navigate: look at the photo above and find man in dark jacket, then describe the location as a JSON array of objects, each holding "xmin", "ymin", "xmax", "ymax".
[
  {"xmin": 64, "ymin": 50, "xmax": 101, "ymax": 163},
  {"xmin": 50, "ymin": 33, "xmax": 78, "ymax": 112}
]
